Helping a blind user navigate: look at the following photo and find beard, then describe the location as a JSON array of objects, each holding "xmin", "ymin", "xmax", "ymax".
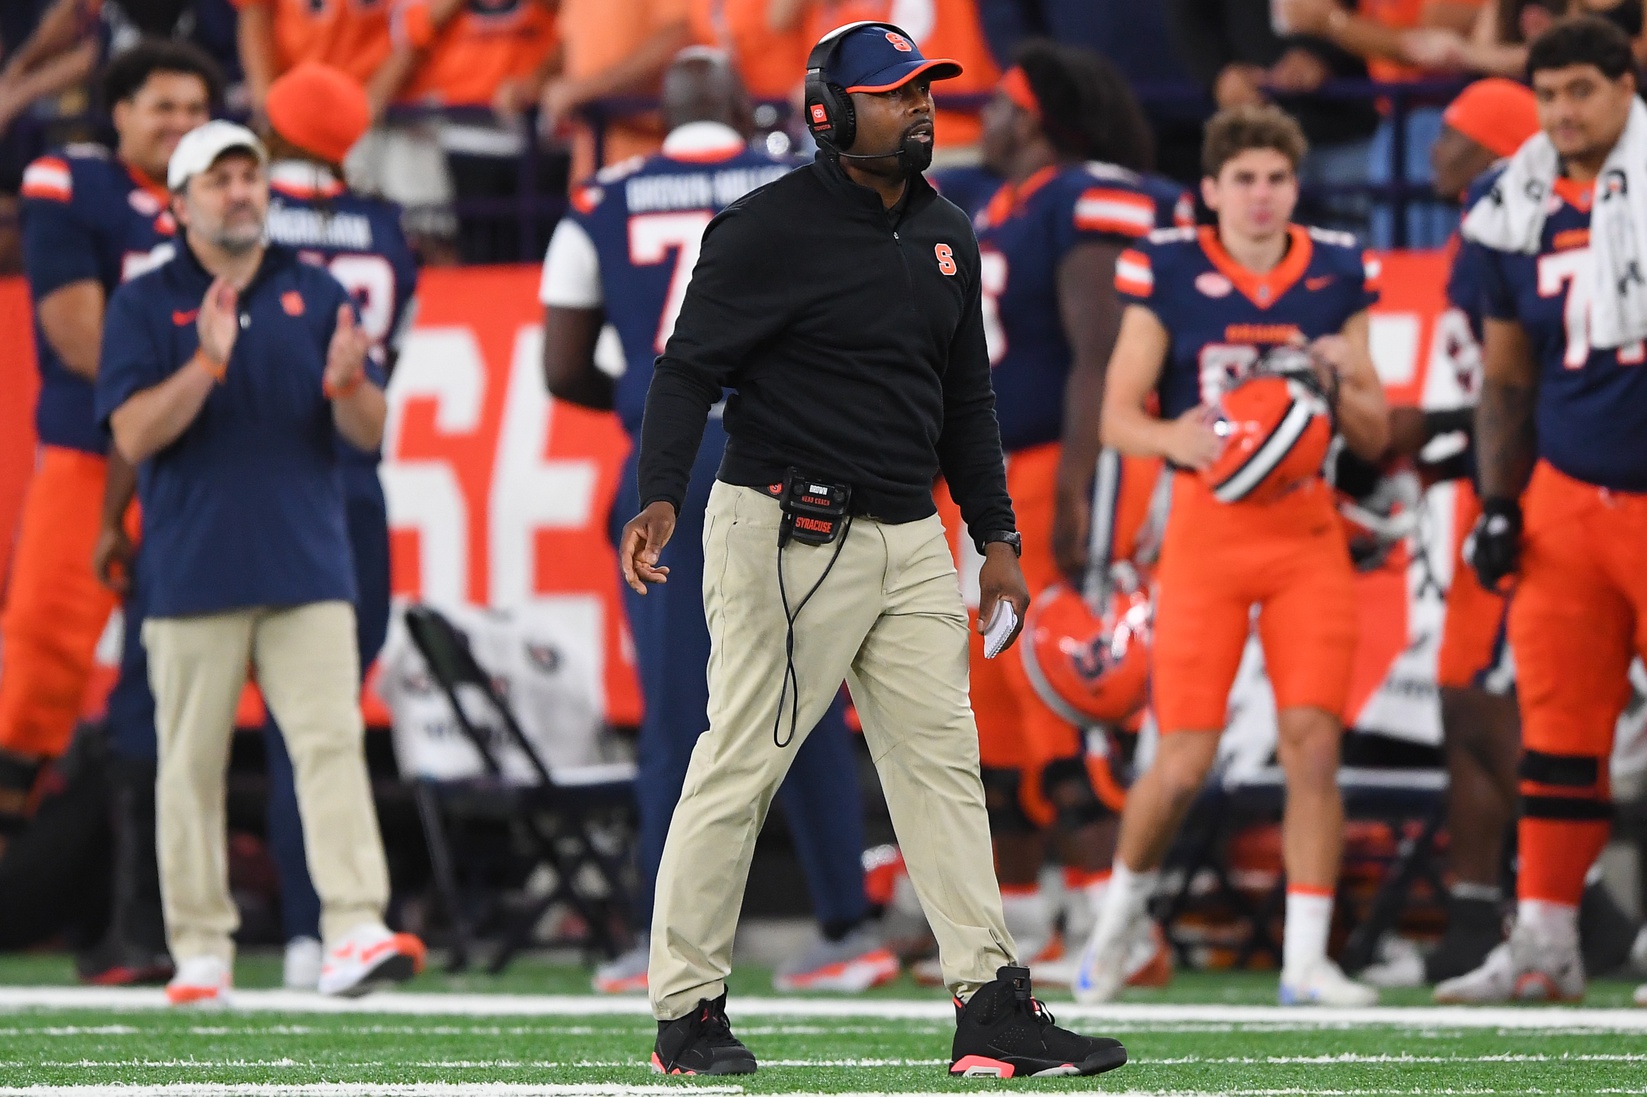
[{"xmin": 897, "ymin": 133, "xmax": 934, "ymax": 175}]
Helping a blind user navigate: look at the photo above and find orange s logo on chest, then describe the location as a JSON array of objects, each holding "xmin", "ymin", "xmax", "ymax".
[
  {"xmin": 282, "ymin": 291, "xmax": 306, "ymax": 316},
  {"xmin": 935, "ymin": 243, "xmax": 957, "ymax": 276}
]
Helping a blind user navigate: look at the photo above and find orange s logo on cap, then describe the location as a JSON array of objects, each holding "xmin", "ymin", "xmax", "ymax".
[{"xmin": 885, "ymin": 31, "xmax": 913, "ymax": 52}]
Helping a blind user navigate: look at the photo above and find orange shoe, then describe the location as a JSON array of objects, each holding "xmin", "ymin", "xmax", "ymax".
[
  {"xmin": 318, "ymin": 924, "xmax": 425, "ymax": 997},
  {"xmin": 165, "ymin": 955, "xmax": 231, "ymax": 1006}
]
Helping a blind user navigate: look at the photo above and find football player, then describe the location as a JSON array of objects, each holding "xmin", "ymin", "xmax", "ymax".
[
  {"xmin": 0, "ymin": 42, "xmax": 214, "ymax": 923},
  {"xmin": 958, "ymin": 40, "xmax": 1189, "ymax": 982},
  {"xmin": 1434, "ymin": 17, "xmax": 1647, "ymax": 1005},
  {"xmin": 1376, "ymin": 78, "xmax": 1539, "ymax": 986},
  {"xmin": 1081, "ymin": 104, "xmax": 1390, "ymax": 1006},
  {"xmin": 539, "ymin": 48, "xmax": 891, "ymax": 995}
]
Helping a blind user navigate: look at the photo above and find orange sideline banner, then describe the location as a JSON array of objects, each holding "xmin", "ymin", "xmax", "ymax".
[{"xmin": 0, "ymin": 252, "xmax": 1462, "ymax": 739}]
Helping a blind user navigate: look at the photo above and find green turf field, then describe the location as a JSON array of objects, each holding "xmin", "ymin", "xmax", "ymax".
[{"xmin": 2, "ymin": 957, "xmax": 1645, "ymax": 1095}]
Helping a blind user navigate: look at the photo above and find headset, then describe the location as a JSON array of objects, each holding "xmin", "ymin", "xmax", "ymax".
[{"xmin": 803, "ymin": 20, "xmax": 921, "ymax": 161}]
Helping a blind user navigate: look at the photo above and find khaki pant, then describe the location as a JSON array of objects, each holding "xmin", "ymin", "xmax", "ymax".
[
  {"xmin": 650, "ymin": 484, "xmax": 1015, "ymax": 1018},
  {"xmin": 144, "ymin": 601, "xmax": 388, "ymax": 964}
]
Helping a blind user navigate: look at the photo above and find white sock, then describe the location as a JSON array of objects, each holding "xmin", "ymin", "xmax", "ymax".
[
  {"xmin": 1000, "ymin": 887, "xmax": 1053, "ymax": 961},
  {"xmin": 1519, "ymin": 898, "xmax": 1580, "ymax": 943},
  {"xmin": 1064, "ymin": 873, "xmax": 1110, "ymax": 943},
  {"xmin": 1282, "ymin": 889, "xmax": 1333, "ymax": 979},
  {"xmin": 1090, "ymin": 862, "xmax": 1155, "ymax": 948}
]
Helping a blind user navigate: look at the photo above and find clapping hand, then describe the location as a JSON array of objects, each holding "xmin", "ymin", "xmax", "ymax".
[{"xmin": 324, "ymin": 305, "xmax": 371, "ymax": 398}]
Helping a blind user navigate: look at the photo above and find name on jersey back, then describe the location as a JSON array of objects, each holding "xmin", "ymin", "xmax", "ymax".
[
  {"xmin": 624, "ymin": 165, "xmax": 790, "ymax": 215},
  {"xmin": 267, "ymin": 201, "xmax": 374, "ymax": 250}
]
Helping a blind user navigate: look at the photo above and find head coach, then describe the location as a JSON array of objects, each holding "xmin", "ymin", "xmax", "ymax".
[
  {"xmin": 92, "ymin": 121, "xmax": 423, "ymax": 1003},
  {"xmin": 619, "ymin": 21, "xmax": 1126, "ymax": 1079}
]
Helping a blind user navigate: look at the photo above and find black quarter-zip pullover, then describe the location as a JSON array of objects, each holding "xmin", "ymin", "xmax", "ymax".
[{"xmin": 636, "ymin": 151, "xmax": 1015, "ymax": 545}]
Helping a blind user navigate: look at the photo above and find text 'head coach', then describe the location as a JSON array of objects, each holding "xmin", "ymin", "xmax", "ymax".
[{"xmin": 620, "ymin": 21, "xmax": 1126, "ymax": 1081}]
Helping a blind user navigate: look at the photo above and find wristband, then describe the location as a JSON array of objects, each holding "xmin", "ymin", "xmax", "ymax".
[
  {"xmin": 323, "ymin": 372, "xmax": 365, "ymax": 400},
  {"xmin": 192, "ymin": 348, "xmax": 227, "ymax": 382}
]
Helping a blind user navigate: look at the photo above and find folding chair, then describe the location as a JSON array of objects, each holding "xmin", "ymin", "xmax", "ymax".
[
  {"xmin": 402, "ymin": 604, "xmax": 638, "ymax": 973},
  {"xmin": 1158, "ymin": 753, "xmax": 1449, "ymax": 974}
]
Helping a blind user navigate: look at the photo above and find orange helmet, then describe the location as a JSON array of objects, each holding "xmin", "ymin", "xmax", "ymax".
[
  {"xmin": 1020, "ymin": 571, "xmax": 1152, "ymax": 727},
  {"xmin": 1202, "ymin": 369, "xmax": 1333, "ymax": 505}
]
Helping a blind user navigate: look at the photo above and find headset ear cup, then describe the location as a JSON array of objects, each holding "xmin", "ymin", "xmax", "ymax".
[{"xmin": 829, "ymin": 83, "xmax": 855, "ymax": 150}]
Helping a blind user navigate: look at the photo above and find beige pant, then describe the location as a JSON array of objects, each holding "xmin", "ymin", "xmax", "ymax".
[
  {"xmin": 144, "ymin": 601, "xmax": 389, "ymax": 964},
  {"xmin": 650, "ymin": 483, "xmax": 1015, "ymax": 1018}
]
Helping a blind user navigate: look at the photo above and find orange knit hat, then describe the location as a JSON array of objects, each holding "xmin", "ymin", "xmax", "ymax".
[
  {"xmin": 1442, "ymin": 77, "xmax": 1541, "ymax": 160},
  {"xmin": 265, "ymin": 62, "xmax": 372, "ymax": 166}
]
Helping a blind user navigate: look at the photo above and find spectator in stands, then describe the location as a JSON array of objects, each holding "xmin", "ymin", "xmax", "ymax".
[
  {"xmin": 235, "ymin": 0, "xmax": 394, "ymax": 121},
  {"xmin": 0, "ymin": 0, "xmax": 101, "ymax": 138},
  {"xmin": 1, "ymin": 1, "xmax": 242, "ymax": 138},
  {"xmin": 96, "ymin": 119, "xmax": 425, "ymax": 1004},
  {"xmin": 796, "ymin": 0, "xmax": 1001, "ymax": 152},
  {"xmin": 1168, "ymin": 0, "xmax": 1380, "ymax": 232},
  {"xmin": 1278, "ymin": 0, "xmax": 1485, "ymax": 247},
  {"xmin": 547, "ymin": 0, "xmax": 692, "ymax": 182},
  {"xmin": 360, "ymin": 0, "xmax": 560, "ymax": 263},
  {"xmin": 1401, "ymin": 0, "xmax": 1639, "ymax": 77},
  {"xmin": 688, "ymin": 0, "xmax": 811, "ymax": 103}
]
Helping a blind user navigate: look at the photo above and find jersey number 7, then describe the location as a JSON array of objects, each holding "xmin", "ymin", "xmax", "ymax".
[{"xmin": 628, "ymin": 211, "xmax": 713, "ymax": 354}]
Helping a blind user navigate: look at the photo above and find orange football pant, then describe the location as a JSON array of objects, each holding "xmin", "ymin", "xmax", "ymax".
[
  {"xmin": 1511, "ymin": 461, "xmax": 1647, "ymax": 906},
  {"xmin": 0, "ymin": 445, "xmax": 116, "ymax": 759},
  {"xmin": 1153, "ymin": 474, "xmax": 1357, "ymax": 733},
  {"xmin": 964, "ymin": 443, "xmax": 1159, "ymax": 825}
]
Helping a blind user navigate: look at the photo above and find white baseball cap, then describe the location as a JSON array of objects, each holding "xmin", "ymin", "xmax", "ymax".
[{"xmin": 168, "ymin": 120, "xmax": 267, "ymax": 190}]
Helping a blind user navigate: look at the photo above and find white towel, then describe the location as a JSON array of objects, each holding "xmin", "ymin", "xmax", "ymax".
[{"xmin": 1462, "ymin": 97, "xmax": 1647, "ymax": 350}]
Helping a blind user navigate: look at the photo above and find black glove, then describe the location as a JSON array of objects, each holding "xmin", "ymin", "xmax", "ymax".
[{"xmin": 1465, "ymin": 496, "xmax": 1522, "ymax": 590}]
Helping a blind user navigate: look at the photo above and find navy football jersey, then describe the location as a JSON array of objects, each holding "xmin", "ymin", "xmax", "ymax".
[
  {"xmin": 1476, "ymin": 172, "xmax": 1647, "ymax": 491},
  {"xmin": 974, "ymin": 161, "xmax": 1192, "ymax": 451},
  {"xmin": 1117, "ymin": 225, "xmax": 1379, "ymax": 421},
  {"xmin": 1446, "ymin": 172, "xmax": 1498, "ymax": 347},
  {"xmin": 540, "ymin": 124, "xmax": 794, "ymax": 435},
  {"xmin": 265, "ymin": 162, "xmax": 419, "ymax": 465},
  {"xmin": 20, "ymin": 145, "xmax": 177, "ymax": 453}
]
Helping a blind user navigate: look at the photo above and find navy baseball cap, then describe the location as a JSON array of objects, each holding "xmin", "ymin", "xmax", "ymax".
[{"xmin": 827, "ymin": 23, "xmax": 962, "ymax": 93}]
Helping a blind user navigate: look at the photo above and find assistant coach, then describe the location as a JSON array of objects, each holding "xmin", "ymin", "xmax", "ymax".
[
  {"xmin": 95, "ymin": 121, "xmax": 423, "ymax": 1004},
  {"xmin": 620, "ymin": 21, "xmax": 1125, "ymax": 1080}
]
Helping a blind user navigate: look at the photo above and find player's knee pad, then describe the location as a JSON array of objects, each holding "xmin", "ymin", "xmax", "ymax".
[
  {"xmin": 1041, "ymin": 756, "xmax": 1116, "ymax": 832},
  {"xmin": 1519, "ymin": 748, "xmax": 1612, "ymax": 821},
  {"xmin": 981, "ymin": 765, "xmax": 1038, "ymax": 835}
]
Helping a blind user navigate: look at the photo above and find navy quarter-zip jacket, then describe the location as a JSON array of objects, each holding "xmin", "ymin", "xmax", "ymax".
[{"xmin": 636, "ymin": 151, "xmax": 1016, "ymax": 547}]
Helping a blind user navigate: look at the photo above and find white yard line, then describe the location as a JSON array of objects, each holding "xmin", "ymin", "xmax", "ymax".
[
  {"xmin": 6, "ymin": 1090, "xmax": 1647, "ymax": 1097},
  {"xmin": 0, "ymin": 1080, "xmax": 741, "ymax": 1087},
  {"xmin": 2, "ymin": 987, "xmax": 1646, "ymax": 1032}
]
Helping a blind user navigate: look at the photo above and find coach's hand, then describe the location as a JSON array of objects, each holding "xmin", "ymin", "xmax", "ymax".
[
  {"xmin": 620, "ymin": 500, "xmax": 676, "ymax": 595},
  {"xmin": 197, "ymin": 277, "xmax": 240, "ymax": 367},
  {"xmin": 978, "ymin": 543, "xmax": 1030, "ymax": 652},
  {"xmin": 92, "ymin": 523, "xmax": 134, "ymax": 596},
  {"xmin": 324, "ymin": 306, "xmax": 371, "ymax": 396},
  {"xmin": 1465, "ymin": 496, "xmax": 1522, "ymax": 592},
  {"xmin": 1163, "ymin": 406, "xmax": 1224, "ymax": 471}
]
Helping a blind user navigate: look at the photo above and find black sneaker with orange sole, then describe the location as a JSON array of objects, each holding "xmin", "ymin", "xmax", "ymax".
[
  {"xmin": 651, "ymin": 992, "xmax": 758, "ymax": 1075},
  {"xmin": 951, "ymin": 965, "xmax": 1127, "ymax": 1078}
]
